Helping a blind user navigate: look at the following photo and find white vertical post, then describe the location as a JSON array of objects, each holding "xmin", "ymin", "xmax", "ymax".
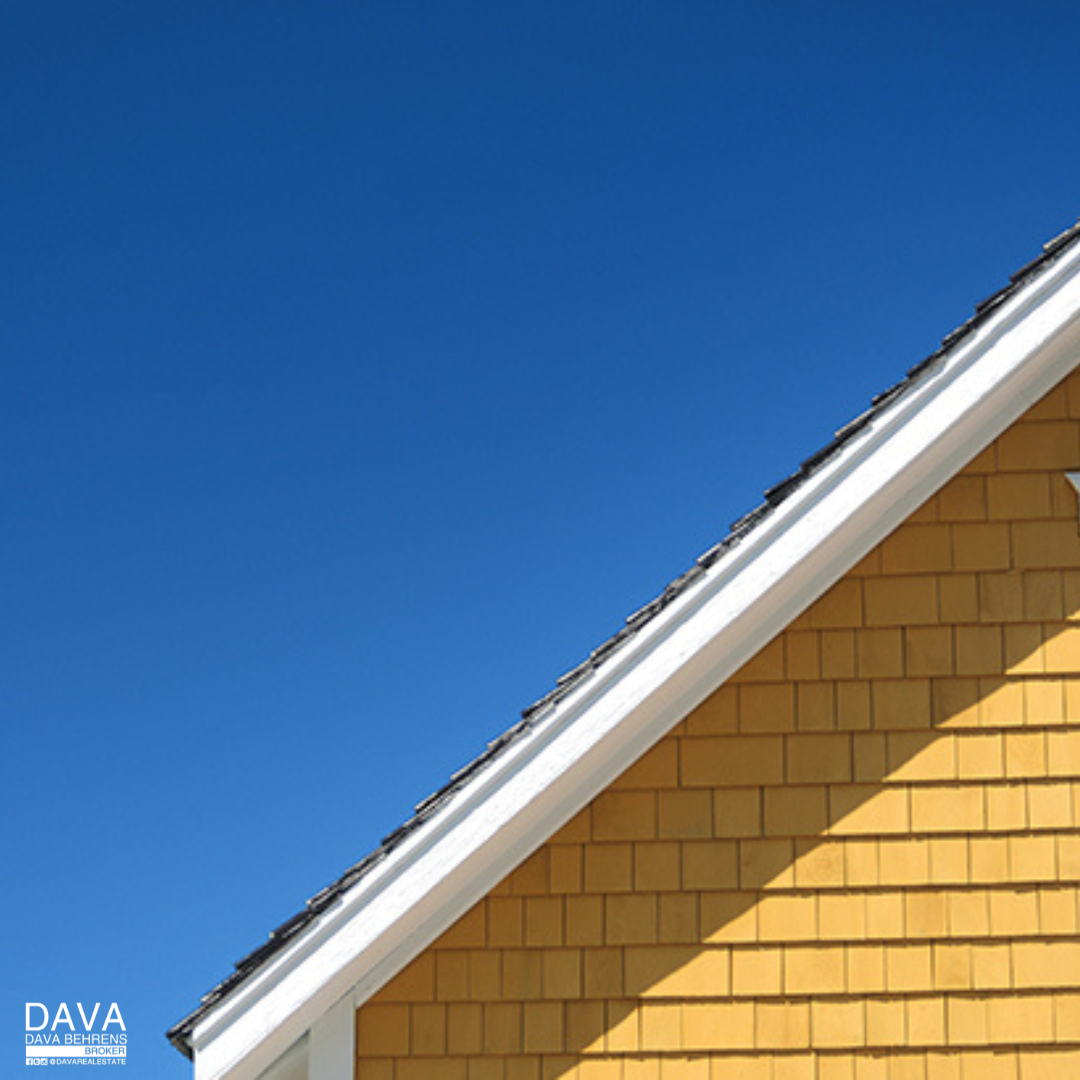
[{"xmin": 308, "ymin": 995, "xmax": 354, "ymax": 1080}]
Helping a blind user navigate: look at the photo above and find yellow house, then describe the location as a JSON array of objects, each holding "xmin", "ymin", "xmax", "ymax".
[{"xmin": 170, "ymin": 219, "xmax": 1080, "ymax": 1080}]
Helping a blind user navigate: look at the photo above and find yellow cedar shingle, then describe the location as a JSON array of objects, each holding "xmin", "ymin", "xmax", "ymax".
[
  {"xmin": 786, "ymin": 631, "xmax": 821, "ymax": 681},
  {"xmin": 787, "ymin": 733, "xmax": 852, "ymax": 784},
  {"xmin": 564, "ymin": 999, "xmax": 605, "ymax": 1054},
  {"xmin": 910, "ymin": 786, "xmax": 984, "ymax": 833},
  {"xmin": 680, "ymin": 736, "xmax": 784, "ymax": 788},
  {"xmin": 881, "ymin": 525, "xmax": 952, "ymax": 575},
  {"xmin": 566, "ymin": 896, "xmax": 603, "ymax": 947},
  {"xmin": 525, "ymin": 897, "xmax": 564, "ymax": 947},
  {"xmin": 873, "ymin": 680, "xmax": 932, "ymax": 730},
  {"xmin": 357, "ymin": 1004, "xmax": 411, "ymax": 1056},
  {"xmin": 945, "ymin": 996, "xmax": 989, "ymax": 1046},
  {"xmin": 988, "ymin": 993, "xmax": 1055, "ymax": 1043},
  {"xmin": 680, "ymin": 1001, "xmax": 752, "ymax": 1052},
  {"xmin": 938, "ymin": 474, "xmax": 987, "ymax": 522},
  {"xmin": 522, "ymin": 1001, "xmax": 564, "ymax": 1054},
  {"xmin": 712, "ymin": 788, "xmax": 761, "ymax": 839},
  {"xmin": 764, "ymin": 786, "xmax": 828, "ymax": 837},
  {"xmin": 373, "ymin": 952, "xmax": 436, "ymax": 1003},
  {"xmin": 1037, "ymin": 886, "xmax": 1079, "ymax": 935},
  {"xmin": 830, "ymin": 786, "xmax": 909, "ymax": 836},
  {"xmin": 584, "ymin": 845, "xmax": 633, "ymax": 893},
  {"xmin": 970, "ymin": 941, "xmax": 1010, "ymax": 989},
  {"xmin": 582, "ymin": 948, "xmax": 622, "ymax": 998},
  {"xmin": 811, "ymin": 999, "xmax": 865, "ymax": 1049},
  {"xmin": 1005, "ymin": 731, "xmax": 1047, "ymax": 779},
  {"xmin": 933, "ymin": 943, "xmax": 971, "ymax": 991},
  {"xmin": 864, "ymin": 576, "xmax": 939, "ymax": 627},
  {"xmin": 604, "ymin": 894, "xmax": 657, "ymax": 945},
  {"xmin": 818, "ymin": 892, "xmax": 866, "ymax": 940},
  {"xmin": 1047, "ymin": 729, "xmax": 1080, "ymax": 775},
  {"xmin": 659, "ymin": 893, "xmax": 699, "ymax": 944},
  {"xmin": 549, "ymin": 845, "xmax": 584, "ymax": 894},
  {"xmin": 793, "ymin": 839, "xmax": 845, "ymax": 890},
  {"xmin": 411, "ymin": 1003, "xmax": 446, "ymax": 1055},
  {"xmin": 502, "ymin": 950, "xmax": 543, "ymax": 1001},
  {"xmin": 852, "ymin": 732, "xmax": 886, "ymax": 782},
  {"xmin": 435, "ymin": 951, "xmax": 469, "ymax": 1002},
  {"xmin": 987, "ymin": 474, "xmax": 1053, "ymax": 520},
  {"xmin": 865, "ymin": 892, "xmax": 904, "ymax": 940},
  {"xmin": 659, "ymin": 788, "xmax": 713, "ymax": 840},
  {"xmin": 1008, "ymin": 833, "xmax": 1057, "ymax": 882},
  {"xmin": 785, "ymin": 945, "xmax": 845, "ymax": 994},
  {"xmin": 757, "ymin": 895, "xmax": 815, "ymax": 942},
  {"xmin": 1013, "ymin": 521, "xmax": 1080, "ymax": 569},
  {"xmin": 638, "ymin": 1002, "xmax": 681, "ymax": 1052},
  {"xmin": 956, "ymin": 625, "xmax": 1004, "ymax": 676},
  {"xmin": 836, "ymin": 680, "xmax": 872, "ymax": 731},
  {"xmin": 634, "ymin": 841, "xmax": 681, "ymax": 892},
  {"xmin": 685, "ymin": 686, "xmax": 739, "ymax": 735},
  {"xmin": 887, "ymin": 730, "xmax": 956, "ymax": 782},
  {"xmin": 542, "ymin": 949, "xmax": 582, "ymax": 1000},
  {"xmin": 952, "ymin": 522, "xmax": 1012, "ymax": 572},
  {"xmin": 996, "ymin": 419, "xmax": 1080, "ymax": 471},
  {"xmin": 754, "ymin": 1000, "xmax": 810, "ymax": 1050},
  {"xmin": 886, "ymin": 943, "xmax": 932, "ymax": 992},
  {"xmin": 734, "ymin": 637, "xmax": 786, "ymax": 683},
  {"xmin": 611, "ymin": 740, "xmax": 679, "ymax": 791},
  {"xmin": 469, "ymin": 951, "xmax": 501, "ymax": 1002},
  {"xmin": 956, "ymin": 732, "xmax": 1003, "ymax": 780},
  {"xmin": 821, "ymin": 630, "xmax": 857, "ymax": 679},
  {"xmin": 681, "ymin": 840, "xmax": 738, "ymax": 891},
  {"xmin": 738, "ymin": 683, "xmax": 795, "ymax": 733},
  {"xmin": 865, "ymin": 997, "xmax": 905, "ymax": 1048},
  {"xmin": 1023, "ymin": 569, "xmax": 1064, "ymax": 620},
  {"xmin": 878, "ymin": 839, "xmax": 931, "ymax": 888},
  {"xmin": 592, "ymin": 791, "xmax": 657, "ymax": 842},
  {"xmin": 796, "ymin": 681, "xmax": 835, "ymax": 731},
  {"xmin": 738, "ymin": 838, "xmax": 794, "ymax": 890},
  {"xmin": 906, "ymin": 626, "xmax": 954, "ymax": 676},
  {"xmin": 907, "ymin": 995, "xmax": 946, "ymax": 1046},
  {"xmin": 700, "ymin": 891, "xmax": 757, "ymax": 944},
  {"xmin": 979, "ymin": 678, "xmax": 1025, "ymax": 727},
  {"xmin": 1003, "ymin": 623, "xmax": 1044, "ymax": 674},
  {"xmin": 847, "ymin": 944, "xmax": 886, "ymax": 994},
  {"xmin": 488, "ymin": 898, "xmax": 524, "ymax": 947},
  {"xmin": 809, "ymin": 579, "xmax": 864, "ymax": 628},
  {"xmin": 928, "ymin": 837, "xmax": 969, "ymax": 885},
  {"xmin": 731, "ymin": 946, "xmax": 782, "ymax": 996},
  {"xmin": 856, "ymin": 628, "xmax": 905, "ymax": 679}
]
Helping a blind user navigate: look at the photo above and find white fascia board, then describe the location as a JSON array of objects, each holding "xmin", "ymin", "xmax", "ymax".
[{"xmin": 192, "ymin": 241, "xmax": 1080, "ymax": 1080}]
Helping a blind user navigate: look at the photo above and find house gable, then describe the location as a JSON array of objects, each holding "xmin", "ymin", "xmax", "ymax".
[
  {"xmin": 356, "ymin": 371, "xmax": 1080, "ymax": 1077},
  {"xmin": 173, "ymin": 221, "xmax": 1080, "ymax": 1079}
]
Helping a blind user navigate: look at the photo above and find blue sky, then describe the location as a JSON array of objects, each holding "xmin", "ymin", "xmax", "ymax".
[{"xmin": 3, "ymin": 3, "xmax": 1079, "ymax": 1076}]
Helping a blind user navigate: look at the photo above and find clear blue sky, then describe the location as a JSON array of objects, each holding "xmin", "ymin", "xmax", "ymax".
[{"xmin": 3, "ymin": 3, "xmax": 1079, "ymax": 1076}]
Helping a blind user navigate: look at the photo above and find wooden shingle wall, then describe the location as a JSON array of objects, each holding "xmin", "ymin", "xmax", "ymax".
[{"xmin": 355, "ymin": 371, "xmax": 1080, "ymax": 1079}]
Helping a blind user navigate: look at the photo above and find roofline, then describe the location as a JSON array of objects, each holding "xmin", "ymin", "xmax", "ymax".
[{"xmin": 186, "ymin": 234, "xmax": 1080, "ymax": 1079}]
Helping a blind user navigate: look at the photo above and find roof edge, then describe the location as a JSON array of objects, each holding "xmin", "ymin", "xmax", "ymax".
[{"xmin": 188, "ymin": 233, "xmax": 1080, "ymax": 1080}]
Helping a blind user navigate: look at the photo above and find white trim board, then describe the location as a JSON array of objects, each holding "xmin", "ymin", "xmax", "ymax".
[{"xmin": 191, "ymin": 237, "xmax": 1080, "ymax": 1080}]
